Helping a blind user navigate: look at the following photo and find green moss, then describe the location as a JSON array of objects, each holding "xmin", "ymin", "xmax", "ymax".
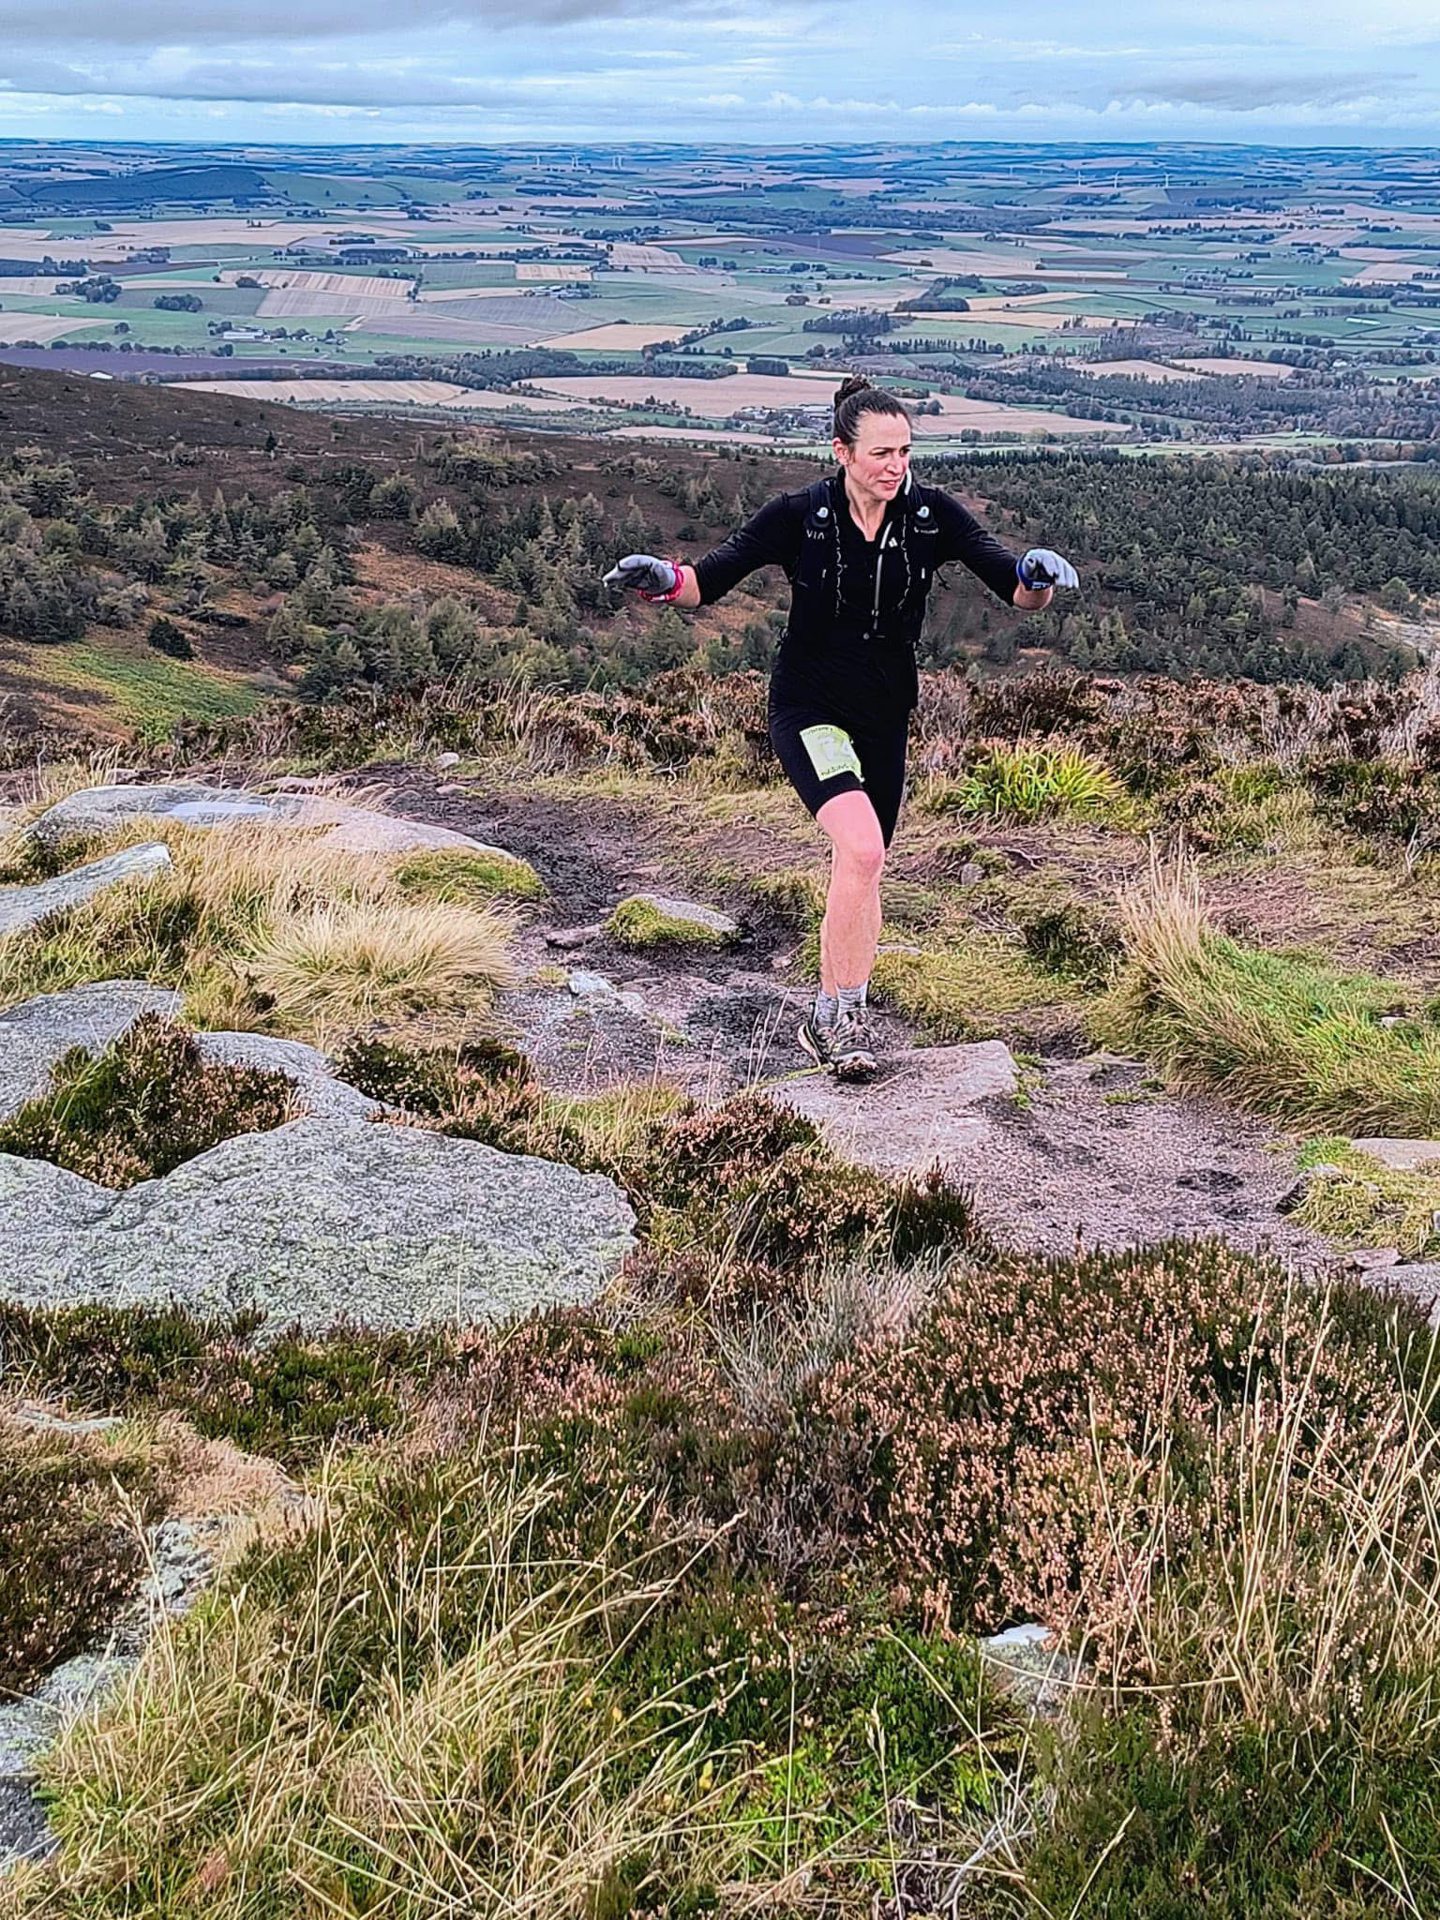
[
  {"xmin": 1291, "ymin": 1141, "xmax": 1440, "ymax": 1257},
  {"xmin": 394, "ymin": 846, "xmax": 544, "ymax": 903},
  {"xmin": 605, "ymin": 894, "xmax": 732, "ymax": 950},
  {"xmin": 872, "ymin": 935, "xmax": 1077, "ymax": 1043}
]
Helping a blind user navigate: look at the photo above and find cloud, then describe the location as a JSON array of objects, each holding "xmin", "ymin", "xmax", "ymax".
[
  {"xmin": 1104, "ymin": 69, "xmax": 1412, "ymax": 111},
  {"xmin": 0, "ymin": 0, "xmax": 826, "ymax": 39}
]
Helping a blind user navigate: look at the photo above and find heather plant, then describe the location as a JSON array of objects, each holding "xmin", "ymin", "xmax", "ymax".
[
  {"xmin": 0, "ymin": 1418, "xmax": 170, "ymax": 1694},
  {"xmin": 633, "ymin": 1092, "xmax": 978, "ymax": 1273},
  {"xmin": 0, "ymin": 1301, "xmax": 458, "ymax": 1472},
  {"xmin": 0, "ymin": 1015, "xmax": 297, "ymax": 1187},
  {"xmin": 808, "ymin": 1240, "xmax": 1428, "ymax": 1639}
]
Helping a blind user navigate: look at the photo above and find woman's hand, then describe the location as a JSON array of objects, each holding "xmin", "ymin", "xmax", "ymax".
[
  {"xmin": 602, "ymin": 554, "xmax": 682, "ymax": 599},
  {"xmin": 1016, "ymin": 548, "xmax": 1080, "ymax": 591}
]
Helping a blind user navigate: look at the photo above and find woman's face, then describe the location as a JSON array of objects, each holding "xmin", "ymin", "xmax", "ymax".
[{"xmin": 834, "ymin": 409, "xmax": 912, "ymax": 505}]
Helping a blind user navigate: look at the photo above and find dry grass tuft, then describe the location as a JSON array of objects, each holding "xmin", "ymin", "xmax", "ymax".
[{"xmin": 245, "ymin": 896, "xmax": 518, "ymax": 1036}]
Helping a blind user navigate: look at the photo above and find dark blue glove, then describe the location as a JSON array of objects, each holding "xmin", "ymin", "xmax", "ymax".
[
  {"xmin": 603, "ymin": 553, "xmax": 681, "ymax": 599},
  {"xmin": 1017, "ymin": 548, "xmax": 1080, "ymax": 591}
]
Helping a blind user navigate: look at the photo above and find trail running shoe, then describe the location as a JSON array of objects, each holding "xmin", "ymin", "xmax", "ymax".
[{"xmin": 798, "ymin": 1008, "xmax": 878, "ymax": 1080}]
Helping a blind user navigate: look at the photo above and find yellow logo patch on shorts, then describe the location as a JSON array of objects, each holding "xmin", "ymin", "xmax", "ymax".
[{"xmin": 799, "ymin": 724, "xmax": 864, "ymax": 783}]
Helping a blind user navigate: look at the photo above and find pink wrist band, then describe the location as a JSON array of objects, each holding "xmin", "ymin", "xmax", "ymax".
[{"xmin": 642, "ymin": 562, "xmax": 687, "ymax": 605}]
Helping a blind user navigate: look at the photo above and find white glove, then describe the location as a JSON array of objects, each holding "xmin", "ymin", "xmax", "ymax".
[
  {"xmin": 602, "ymin": 553, "xmax": 682, "ymax": 599},
  {"xmin": 1017, "ymin": 548, "xmax": 1080, "ymax": 591}
]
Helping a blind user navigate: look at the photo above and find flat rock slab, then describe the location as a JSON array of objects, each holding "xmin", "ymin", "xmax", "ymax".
[
  {"xmin": 0, "ymin": 1116, "xmax": 636, "ymax": 1335},
  {"xmin": 25, "ymin": 782, "xmax": 534, "ymax": 866},
  {"xmin": 0, "ymin": 981, "xmax": 182, "ymax": 1121},
  {"xmin": 766, "ymin": 1041, "xmax": 1018, "ymax": 1178},
  {"xmin": 0, "ymin": 843, "xmax": 172, "ymax": 940},
  {"xmin": 1350, "ymin": 1138, "xmax": 1440, "ymax": 1172}
]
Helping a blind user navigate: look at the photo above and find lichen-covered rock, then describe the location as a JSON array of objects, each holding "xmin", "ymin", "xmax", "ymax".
[
  {"xmin": 605, "ymin": 892, "xmax": 739, "ymax": 949},
  {"xmin": 0, "ymin": 843, "xmax": 172, "ymax": 941},
  {"xmin": 0, "ymin": 1117, "xmax": 635, "ymax": 1336},
  {"xmin": 0, "ymin": 985, "xmax": 378, "ymax": 1126},
  {"xmin": 24, "ymin": 781, "xmax": 524, "ymax": 863}
]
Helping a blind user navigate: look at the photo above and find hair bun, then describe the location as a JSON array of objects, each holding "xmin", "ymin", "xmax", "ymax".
[{"xmin": 833, "ymin": 374, "xmax": 872, "ymax": 405}]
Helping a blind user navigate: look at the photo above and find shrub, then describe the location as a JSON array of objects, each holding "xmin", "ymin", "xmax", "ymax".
[
  {"xmin": 634, "ymin": 1093, "xmax": 977, "ymax": 1272},
  {"xmin": 0, "ymin": 1015, "xmax": 296, "ymax": 1186},
  {"xmin": 813, "ymin": 1238, "xmax": 1435, "ymax": 1639},
  {"xmin": 1307, "ymin": 754, "xmax": 1440, "ymax": 846},
  {"xmin": 145, "ymin": 615, "xmax": 192, "ymax": 661},
  {"xmin": 0, "ymin": 1422, "xmax": 168, "ymax": 1693}
]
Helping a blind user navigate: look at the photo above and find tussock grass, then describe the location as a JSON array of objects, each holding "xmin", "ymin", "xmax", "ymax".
[
  {"xmin": 246, "ymin": 897, "xmax": 517, "ymax": 1036},
  {"xmin": 872, "ymin": 934, "xmax": 1079, "ymax": 1044},
  {"xmin": 13, "ymin": 1463, "xmax": 746, "ymax": 1919},
  {"xmin": 0, "ymin": 818, "xmax": 519, "ymax": 1047},
  {"xmin": 919, "ymin": 740, "xmax": 1125, "ymax": 826},
  {"xmin": 1097, "ymin": 846, "xmax": 1440, "ymax": 1134}
]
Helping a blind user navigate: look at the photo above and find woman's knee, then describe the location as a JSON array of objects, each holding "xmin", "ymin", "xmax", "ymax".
[{"xmin": 817, "ymin": 792, "xmax": 886, "ymax": 880}]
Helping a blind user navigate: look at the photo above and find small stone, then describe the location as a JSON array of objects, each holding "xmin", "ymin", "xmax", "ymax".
[
  {"xmin": 605, "ymin": 892, "xmax": 739, "ymax": 949},
  {"xmin": 1339, "ymin": 1246, "xmax": 1402, "ymax": 1273},
  {"xmin": 1277, "ymin": 1165, "xmax": 1342, "ymax": 1215},
  {"xmin": 567, "ymin": 969, "xmax": 613, "ymax": 997},
  {"xmin": 957, "ymin": 861, "xmax": 987, "ymax": 887},
  {"xmin": 434, "ymin": 782, "xmax": 466, "ymax": 796},
  {"xmin": 434, "ymin": 752, "xmax": 462, "ymax": 769},
  {"xmin": 545, "ymin": 923, "xmax": 604, "ymax": 949}
]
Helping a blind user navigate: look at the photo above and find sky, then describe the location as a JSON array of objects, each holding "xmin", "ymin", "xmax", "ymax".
[{"xmin": 1, "ymin": 0, "xmax": 1439, "ymax": 149}]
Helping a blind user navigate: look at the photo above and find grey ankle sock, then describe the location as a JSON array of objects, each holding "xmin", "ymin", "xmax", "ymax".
[
  {"xmin": 836, "ymin": 983, "xmax": 869, "ymax": 1020},
  {"xmin": 812, "ymin": 990, "xmax": 839, "ymax": 1029}
]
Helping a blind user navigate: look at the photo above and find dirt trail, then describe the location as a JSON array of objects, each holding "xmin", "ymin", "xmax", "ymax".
[{"xmin": 356, "ymin": 767, "xmax": 1342, "ymax": 1267}]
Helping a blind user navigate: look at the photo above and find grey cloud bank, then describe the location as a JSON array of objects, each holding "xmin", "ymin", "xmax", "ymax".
[{"xmin": 0, "ymin": 0, "xmax": 1437, "ymax": 140}]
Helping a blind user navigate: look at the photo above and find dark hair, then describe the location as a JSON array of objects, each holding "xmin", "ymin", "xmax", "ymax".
[{"xmin": 832, "ymin": 374, "xmax": 910, "ymax": 448}]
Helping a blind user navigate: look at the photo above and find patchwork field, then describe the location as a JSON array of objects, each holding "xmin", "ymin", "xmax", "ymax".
[
  {"xmin": 175, "ymin": 377, "xmax": 597, "ymax": 412},
  {"xmin": 0, "ymin": 142, "xmax": 1433, "ymax": 455}
]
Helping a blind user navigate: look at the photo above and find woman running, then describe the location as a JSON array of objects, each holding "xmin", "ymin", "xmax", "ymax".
[{"xmin": 604, "ymin": 375, "xmax": 1078, "ymax": 1079}]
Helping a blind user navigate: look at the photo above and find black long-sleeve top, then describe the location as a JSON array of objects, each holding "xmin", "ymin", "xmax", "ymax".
[{"xmin": 692, "ymin": 468, "xmax": 1021, "ymax": 720}]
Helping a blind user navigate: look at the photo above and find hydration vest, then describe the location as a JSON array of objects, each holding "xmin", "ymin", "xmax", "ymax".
[{"xmin": 787, "ymin": 470, "xmax": 943, "ymax": 662}]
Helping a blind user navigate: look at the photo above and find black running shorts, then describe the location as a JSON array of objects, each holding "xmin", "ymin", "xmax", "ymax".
[{"xmin": 768, "ymin": 700, "xmax": 909, "ymax": 847}]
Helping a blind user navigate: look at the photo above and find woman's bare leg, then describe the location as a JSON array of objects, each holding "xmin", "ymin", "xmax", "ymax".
[{"xmin": 815, "ymin": 789, "xmax": 886, "ymax": 992}]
